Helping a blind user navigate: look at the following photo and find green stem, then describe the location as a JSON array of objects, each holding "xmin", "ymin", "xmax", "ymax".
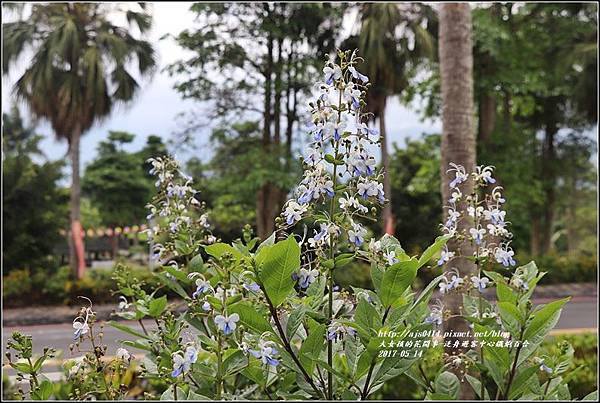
[
  {"xmin": 326, "ymin": 64, "xmax": 345, "ymax": 401},
  {"xmin": 360, "ymin": 306, "xmax": 391, "ymax": 399},
  {"xmin": 503, "ymin": 328, "xmax": 525, "ymax": 400},
  {"xmin": 26, "ymin": 357, "xmax": 39, "ymax": 388},
  {"xmin": 216, "ymin": 332, "xmax": 223, "ymax": 399}
]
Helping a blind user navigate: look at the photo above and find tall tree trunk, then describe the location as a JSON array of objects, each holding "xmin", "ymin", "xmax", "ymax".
[
  {"xmin": 379, "ymin": 108, "xmax": 394, "ymax": 235},
  {"xmin": 69, "ymin": 128, "xmax": 86, "ymax": 279},
  {"xmin": 439, "ymin": 4, "xmax": 476, "ymax": 399}
]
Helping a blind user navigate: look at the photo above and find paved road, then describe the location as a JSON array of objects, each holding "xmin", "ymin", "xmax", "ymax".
[{"xmin": 2, "ymin": 299, "xmax": 596, "ymax": 377}]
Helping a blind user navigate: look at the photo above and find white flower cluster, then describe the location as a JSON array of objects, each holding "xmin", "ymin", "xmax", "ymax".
[
  {"xmin": 144, "ymin": 156, "xmax": 214, "ymax": 263},
  {"xmin": 441, "ymin": 164, "xmax": 516, "ymax": 269},
  {"xmin": 281, "ymin": 50, "xmax": 383, "ymax": 256}
]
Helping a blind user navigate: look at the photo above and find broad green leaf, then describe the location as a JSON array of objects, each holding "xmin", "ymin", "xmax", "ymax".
[
  {"xmin": 498, "ymin": 301, "xmax": 524, "ymax": 336},
  {"xmin": 189, "ymin": 254, "xmax": 204, "ymax": 272},
  {"xmin": 299, "ymin": 321, "xmax": 326, "ymax": 375},
  {"xmin": 204, "ymin": 242, "xmax": 243, "ymax": 260},
  {"xmin": 335, "ymin": 252, "xmax": 355, "ymax": 268},
  {"xmin": 286, "ymin": 306, "xmax": 307, "ymax": 340},
  {"xmin": 10, "ymin": 362, "xmax": 32, "ymax": 374},
  {"xmin": 465, "ymin": 374, "xmax": 490, "ymax": 399},
  {"xmin": 162, "ymin": 265, "xmax": 189, "ymax": 284},
  {"xmin": 229, "ymin": 302, "xmax": 273, "ymax": 334},
  {"xmin": 417, "ymin": 234, "xmax": 452, "ymax": 268},
  {"xmin": 354, "ymin": 298, "xmax": 381, "ymax": 338},
  {"xmin": 496, "ymin": 281, "xmax": 517, "ymax": 305},
  {"xmin": 222, "ymin": 349, "xmax": 247, "ymax": 375},
  {"xmin": 371, "ymin": 263, "xmax": 384, "ymax": 293},
  {"xmin": 148, "ymin": 295, "xmax": 168, "ymax": 317},
  {"xmin": 434, "ymin": 371, "xmax": 460, "ymax": 400},
  {"xmin": 582, "ymin": 391, "xmax": 598, "ymax": 400},
  {"xmin": 508, "ymin": 365, "xmax": 539, "ymax": 399},
  {"xmin": 36, "ymin": 380, "xmax": 53, "ymax": 400},
  {"xmin": 378, "ymin": 259, "xmax": 419, "ymax": 307},
  {"xmin": 258, "ymin": 236, "xmax": 300, "ymax": 307},
  {"xmin": 519, "ymin": 297, "xmax": 569, "ymax": 365},
  {"xmin": 426, "ymin": 392, "xmax": 455, "ymax": 400}
]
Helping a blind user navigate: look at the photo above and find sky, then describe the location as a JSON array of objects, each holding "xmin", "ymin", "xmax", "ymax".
[{"xmin": 1, "ymin": 3, "xmax": 441, "ymax": 170}]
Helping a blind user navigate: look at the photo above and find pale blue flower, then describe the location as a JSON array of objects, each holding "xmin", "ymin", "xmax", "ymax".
[
  {"xmin": 214, "ymin": 313, "xmax": 240, "ymax": 335},
  {"xmin": 348, "ymin": 66, "xmax": 369, "ymax": 83}
]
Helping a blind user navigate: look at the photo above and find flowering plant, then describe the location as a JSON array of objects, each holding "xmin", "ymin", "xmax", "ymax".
[
  {"xmin": 430, "ymin": 164, "xmax": 583, "ymax": 400},
  {"xmin": 3, "ymin": 51, "xmax": 593, "ymax": 402}
]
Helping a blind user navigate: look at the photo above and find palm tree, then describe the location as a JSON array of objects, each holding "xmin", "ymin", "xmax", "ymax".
[
  {"xmin": 3, "ymin": 3, "xmax": 156, "ymax": 278},
  {"xmin": 438, "ymin": 3, "xmax": 476, "ymax": 399},
  {"xmin": 356, "ymin": 3, "xmax": 436, "ymax": 235}
]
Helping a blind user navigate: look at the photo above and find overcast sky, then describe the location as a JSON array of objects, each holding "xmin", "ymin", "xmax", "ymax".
[{"xmin": 2, "ymin": 2, "xmax": 441, "ymax": 170}]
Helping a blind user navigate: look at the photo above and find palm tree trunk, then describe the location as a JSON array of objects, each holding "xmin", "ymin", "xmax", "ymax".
[
  {"xmin": 379, "ymin": 112, "xmax": 395, "ymax": 235},
  {"xmin": 439, "ymin": 4, "xmax": 476, "ymax": 399},
  {"xmin": 69, "ymin": 127, "xmax": 86, "ymax": 279}
]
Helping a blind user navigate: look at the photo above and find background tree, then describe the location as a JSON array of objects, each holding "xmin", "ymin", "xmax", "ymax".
[
  {"xmin": 2, "ymin": 106, "xmax": 68, "ymax": 273},
  {"xmin": 83, "ymin": 132, "xmax": 162, "ymax": 258},
  {"xmin": 3, "ymin": 3, "xmax": 156, "ymax": 277},
  {"xmin": 167, "ymin": 3, "xmax": 344, "ymax": 239},
  {"xmin": 438, "ymin": 4, "xmax": 476, "ymax": 398}
]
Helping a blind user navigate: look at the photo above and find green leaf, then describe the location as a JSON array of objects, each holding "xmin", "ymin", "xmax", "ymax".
[
  {"xmin": 417, "ymin": 235, "xmax": 452, "ymax": 268},
  {"xmin": 354, "ymin": 298, "xmax": 381, "ymax": 338},
  {"xmin": 434, "ymin": 371, "xmax": 460, "ymax": 400},
  {"xmin": 582, "ymin": 391, "xmax": 598, "ymax": 401},
  {"xmin": 378, "ymin": 259, "xmax": 419, "ymax": 307},
  {"xmin": 148, "ymin": 295, "xmax": 168, "ymax": 317},
  {"xmin": 10, "ymin": 362, "xmax": 32, "ymax": 374},
  {"xmin": 189, "ymin": 254, "xmax": 204, "ymax": 272},
  {"xmin": 162, "ymin": 265, "xmax": 189, "ymax": 284},
  {"xmin": 498, "ymin": 301, "xmax": 524, "ymax": 336},
  {"xmin": 256, "ymin": 232, "xmax": 276, "ymax": 253},
  {"xmin": 222, "ymin": 349, "xmax": 247, "ymax": 376},
  {"xmin": 108, "ymin": 320, "xmax": 151, "ymax": 340},
  {"xmin": 496, "ymin": 281, "xmax": 517, "ymax": 305},
  {"xmin": 523, "ymin": 297, "xmax": 569, "ymax": 341},
  {"xmin": 335, "ymin": 252, "xmax": 355, "ymax": 268},
  {"xmin": 35, "ymin": 380, "xmax": 53, "ymax": 400},
  {"xmin": 519, "ymin": 297, "xmax": 570, "ymax": 365},
  {"xmin": 32, "ymin": 356, "xmax": 45, "ymax": 372},
  {"xmin": 154, "ymin": 272, "xmax": 189, "ymax": 300},
  {"xmin": 229, "ymin": 303, "xmax": 273, "ymax": 334},
  {"xmin": 508, "ymin": 365, "xmax": 539, "ymax": 399},
  {"xmin": 204, "ymin": 242, "xmax": 243, "ymax": 260},
  {"xmin": 258, "ymin": 236, "xmax": 300, "ymax": 307},
  {"xmin": 371, "ymin": 263, "xmax": 384, "ymax": 293},
  {"xmin": 299, "ymin": 321, "xmax": 326, "ymax": 375},
  {"xmin": 465, "ymin": 374, "xmax": 490, "ymax": 399},
  {"xmin": 286, "ymin": 307, "xmax": 307, "ymax": 340}
]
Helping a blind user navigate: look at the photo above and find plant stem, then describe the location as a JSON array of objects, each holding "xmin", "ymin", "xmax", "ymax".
[
  {"xmin": 360, "ymin": 306, "xmax": 391, "ymax": 399},
  {"xmin": 263, "ymin": 290, "xmax": 324, "ymax": 398},
  {"xmin": 418, "ymin": 363, "xmax": 435, "ymax": 393},
  {"xmin": 503, "ymin": 328, "xmax": 525, "ymax": 400},
  {"xmin": 26, "ymin": 357, "xmax": 39, "ymax": 388},
  {"xmin": 173, "ymin": 383, "xmax": 178, "ymax": 401},
  {"xmin": 325, "ymin": 66, "xmax": 344, "ymax": 401},
  {"xmin": 216, "ymin": 332, "xmax": 223, "ymax": 399}
]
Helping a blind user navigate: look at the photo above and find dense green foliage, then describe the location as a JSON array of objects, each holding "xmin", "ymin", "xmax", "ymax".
[{"xmin": 2, "ymin": 107, "xmax": 68, "ymax": 273}]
